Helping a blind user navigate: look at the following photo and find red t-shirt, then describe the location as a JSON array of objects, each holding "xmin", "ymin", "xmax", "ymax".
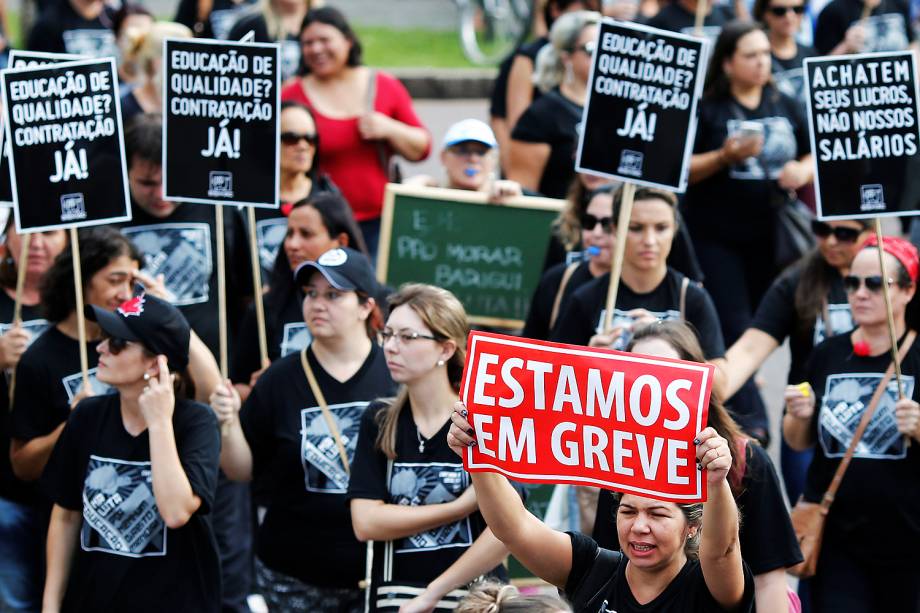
[{"xmin": 281, "ymin": 71, "xmax": 429, "ymax": 221}]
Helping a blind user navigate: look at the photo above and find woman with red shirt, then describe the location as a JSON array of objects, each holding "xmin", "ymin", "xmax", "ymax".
[{"xmin": 282, "ymin": 7, "xmax": 431, "ymax": 261}]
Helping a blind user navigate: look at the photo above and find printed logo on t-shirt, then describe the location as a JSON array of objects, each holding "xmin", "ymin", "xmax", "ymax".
[
  {"xmin": 818, "ymin": 373, "xmax": 914, "ymax": 459},
  {"xmin": 209, "ymin": 4, "xmax": 252, "ymax": 39},
  {"xmin": 281, "ymin": 39, "xmax": 300, "ymax": 81},
  {"xmin": 862, "ymin": 13, "xmax": 908, "ymax": 52},
  {"xmin": 123, "ymin": 223, "xmax": 213, "ymax": 306},
  {"xmin": 62, "ymin": 29, "xmax": 117, "ymax": 59},
  {"xmin": 596, "ymin": 308, "xmax": 681, "ymax": 350},
  {"xmin": 813, "ymin": 303, "xmax": 854, "ymax": 346},
  {"xmin": 726, "ymin": 117, "xmax": 797, "ymax": 180},
  {"xmin": 256, "ymin": 218, "xmax": 287, "ymax": 281},
  {"xmin": 679, "ymin": 25, "xmax": 722, "ymax": 43},
  {"xmin": 81, "ymin": 455, "xmax": 166, "ymax": 558},
  {"xmin": 389, "ymin": 463, "xmax": 472, "ymax": 554},
  {"xmin": 773, "ymin": 67, "xmax": 806, "ymax": 108},
  {"xmin": 300, "ymin": 401, "xmax": 366, "ymax": 493},
  {"xmin": 280, "ymin": 322, "xmax": 311, "ymax": 357},
  {"xmin": 0, "ymin": 318, "xmax": 49, "ymax": 349},
  {"xmin": 62, "ymin": 367, "xmax": 114, "ymax": 403}
]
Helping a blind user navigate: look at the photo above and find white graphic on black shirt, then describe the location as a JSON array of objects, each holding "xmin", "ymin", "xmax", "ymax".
[
  {"xmin": 81, "ymin": 456, "xmax": 166, "ymax": 557},
  {"xmin": 389, "ymin": 463, "xmax": 472, "ymax": 553},
  {"xmin": 62, "ymin": 367, "xmax": 114, "ymax": 403},
  {"xmin": 862, "ymin": 13, "xmax": 908, "ymax": 52},
  {"xmin": 210, "ymin": 5, "xmax": 251, "ymax": 39},
  {"xmin": 123, "ymin": 223, "xmax": 213, "ymax": 306},
  {"xmin": 819, "ymin": 373, "xmax": 914, "ymax": 459},
  {"xmin": 727, "ymin": 117, "xmax": 796, "ymax": 180},
  {"xmin": 679, "ymin": 25, "xmax": 722, "ymax": 43},
  {"xmin": 774, "ymin": 67, "xmax": 806, "ymax": 108},
  {"xmin": 280, "ymin": 322, "xmax": 310, "ymax": 357},
  {"xmin": 300, "ymin": 402, "xmax": 365, "ymax": 493},
  {"xmin": 256, "ymin": 217, "xmax": 286, "ymax": 280},
  {"xmin": 281, "ymin": 39, "xmax": 300, "ymax": 81},
  {"xmin": 813, "ymin": 303, "xmax": 854, "ymax": 346},
  {"xmin": 596, "ymin": 308, "xmax": 681, "ymax": 350},
  {"xmin": 62, "ymin": 29, "xmax": 117, "ymax": 59}
]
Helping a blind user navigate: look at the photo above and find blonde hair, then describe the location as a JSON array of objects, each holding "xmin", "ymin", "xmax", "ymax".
[
  {"xmin": 375, "ymin": 284, "xmax": 469, "ymax": 459},
  {"xmin": 533, "ymin": 10, "xmax": 600, "ymax": 93},
  {"xmin": 457, "ymin": 580, "xmax": 572, "ymax": 613},
  {"xmin": 262, "ymin": 0, "xmax": 324, "ymax": 41},
  {"xmin": 125, "ymin": 22, "xmax": 193, "ymax": 78}
]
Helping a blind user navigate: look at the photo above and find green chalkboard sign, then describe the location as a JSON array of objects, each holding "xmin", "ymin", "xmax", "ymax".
[{"xmin": 377, "ymin": 185, "xmax": 564, "ymax": 328}]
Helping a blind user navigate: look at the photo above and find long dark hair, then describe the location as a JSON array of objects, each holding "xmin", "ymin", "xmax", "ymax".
[
  {"xmin": 40, "ymin": 228, "xmax": 142, "ymax": 323},
  {"xmin": 280, "ymin": 100, "xmax": 321, "ymax": 185},
  {"xmin": 297, "ymin": 7, "xmax": 363, "ymax": 75},
  {"xmin": 704, "ymin": 20, "xmax": 768, "ymax": 99}
]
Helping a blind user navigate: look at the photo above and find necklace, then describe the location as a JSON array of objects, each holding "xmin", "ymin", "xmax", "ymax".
[{"xmin": 416, "ymin": 427, "xmax": 425, "ymax": 453}]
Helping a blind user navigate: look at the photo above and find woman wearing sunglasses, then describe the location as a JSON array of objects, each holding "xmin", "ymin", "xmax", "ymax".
[
  {"xmin": 783, "ymin": 235, "xmax": 920, "ymax": 612},
  {"xmin": 211, "ymin": 247, "xmax": 395, "ymax": 612},
  {"xmin": 723, "ymin": 217, "xmax": 871, "ymax": 504},
  {"xmin": 753, "ymin": 0, "xmax": 813, "ymax": 109},
  {"xmin": 348, "ymin": 284, "xmax": 517, "ymax": 613},
  {"xmin": 41, "ymin": 292, "xmax": 221, "ymax": 612}
]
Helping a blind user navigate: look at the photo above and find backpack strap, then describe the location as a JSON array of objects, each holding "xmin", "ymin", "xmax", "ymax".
[
  {"xmin": 569, "ymin": 545, "xmax": 621, "ymax": 612},
  {"xmin": 549, "ymin": 262, "xmax": 580, "ymax": 331},
  {"xmin": 679, "ymin": 276, "xmax": 690, "ymax": 321}
]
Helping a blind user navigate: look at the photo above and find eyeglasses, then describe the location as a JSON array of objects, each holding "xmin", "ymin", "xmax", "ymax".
[
  {"xmin": 581, "ymin": 213, "xmax": 614, "ymax": 233},
  {"xmin": 811, "ymin": 220, "xmax": 862, "ymax": 243},
  {"xmin": 843, "ymin": 275, "xmax": 896, "ymax": 294},
  {"xmin": 573, "ymin": 41, "xmax": 596, "ymax": 55},
  {"xmin": 280, "ymin": 132, "xmax": 318, "ymax": 146},
  {"xmin": 767, "ymin": 5, "xmax": 805, "ymax": 15},
  {"xmin": 103, "ymin": 334, "xmax": 131, "ymax": 355},
  {"xmin": 381, "ymin": 330, "xmax": 441, "ymax": 345}
]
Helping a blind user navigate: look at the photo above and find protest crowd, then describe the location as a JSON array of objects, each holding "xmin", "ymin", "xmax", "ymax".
[{"xmin": 1, "ymin": 0, "xmax": 920, "ymax": 611}]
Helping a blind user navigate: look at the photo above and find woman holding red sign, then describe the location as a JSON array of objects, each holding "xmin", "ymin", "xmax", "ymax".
[{"xmin": 447, "ymin": 403, "xmax": 754, "ymax": 613}]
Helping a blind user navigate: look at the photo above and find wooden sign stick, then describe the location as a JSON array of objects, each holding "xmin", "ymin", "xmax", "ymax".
[
  {"xmin": 215, "ymin": 206, "xmax": 228, "ymax": 379},
  {"xmin": 69, "ymin": 227, "xmax": 90, "ymax": 391},
  {"xmin": 246, "ymin": 207, "xmax": 269, "ymax": 366},
  {"xmin": 694, "ymin": 0, "xmax": 708, "ymax": 36},
  {"xmin": 603, "ymin": 182, "xmax": 636, "ymax": 334},
  {"xmin": 8, "ymin": 232, "xmax": 31, "ymax": 405}
]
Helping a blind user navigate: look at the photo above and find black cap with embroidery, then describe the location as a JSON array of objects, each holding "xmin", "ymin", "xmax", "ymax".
[
  {"xmin": 85, "ymin": 292, "xmax": 191, "ymax": 371},
  {"xmin": 294, "ymin": 247, "xmax": 377, "ymax": 295}
]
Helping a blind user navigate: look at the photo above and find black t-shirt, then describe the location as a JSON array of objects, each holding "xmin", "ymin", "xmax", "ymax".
[
  {"xmin": 27, "ymin": 2, "xmax": 117, "ymax": 58},
  {"xmin": 230, "ymin": 290, "xmax": 309, "ymax": 384},
  {"xmin": 41, "ymin": 394, "xmax": 221, "ymax": 612},
  {"xmin": 644, "ymin": 3, "xmax": 734, "ymax": 42},
  {"xmin": 0, "ymin": 292, "xmax": 48, "ymax": 503},
  {"xmin": 119, "ymin": 203, "xmax": 252, "ymax": 359},
  {"xmin": 119, "ymin": 90, "xmax": 144, "ymax": 129},
  {"xmin": 683, "ymin": 87, "xmax": 810, "ymax": 244},
  {"xmin": 522, "ymin": 261, "xmax": 596, "ymax": 341},
  {"xmin": 347, "ymin": 400, "xmax": 511, "ymax": 591},
  {"xmin": 489, "ymin": 37, "xmax": 547, "ymax": 119},
  {"xmin": 551, "ymin": 268, "xmax": 725, "ymax": 359},
  {"xmin": 751, "ymin": 262, "xmax": 852, "ymax": 384},
  {"xmin": 803, "ymin": 332, "xmax": 920, "ymax": 561},
  {"xmin": 565, "ymin": 532, "xmax": 755, "ymax": 613},
  {"xmin": 511, "ymin": 88, "xmax": 582, "ymax": 199},
  {"xmin": 227, "ymin": 12, "xmax": 301, "ymax": 80},
  {"xmin": 593, "ymin": 443, "xmax": 802, "ymax": 575},
  {"xmin": 240, "ymin": 344, "xmax": 395, "ymax": 587},
  {"xmin": 771, "ymin": 45, "xmax": 816, "ymax": 111},
  {"xmin": 174, "ymin": 0, "xmax": 258, "ymax": 39},
  {"xmin": 814, "ymin": 0, "xmax": 913, "ymax": 54}
]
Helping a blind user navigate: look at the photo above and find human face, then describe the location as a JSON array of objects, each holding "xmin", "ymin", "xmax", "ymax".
[
  {"xmin": 620, "ymin": 198, "xmax": 675, "ymax": 272},
  {"xmin": 280, "ymin": 107, "xmax": 317, "ymax": 176},
  {"xmin": 301, "ymin": 272, "xmax": 370, "ymax": 340},
  {"xmin": 847, "ymin": 249, "xmax": 915, "ymax": 327},
  {"xmin": 581, "ymin": 192, "xmax": 614, "ymax": 271},
  {"xmin": 616, "ymin": 494, "xmax": 692, "ymax": 571},
  {"xmin": 128, "ymin": 157, "xmax": 177, "ymax": 218},
  {"xmin": 84, "ymin": 255, "xmax": 137, "ymax": 312},
  {"xmin": 814, "ymin": 220, "xmax": 867, "ymax": 270},
  {"xmin": 630, "ymin": 337, "xmax": 681, "ymax": 360},
  {"xmin": 568, "ymin": 25, "xmax": 598, "ymax": 85},
  {"xmin": 301, "ymin": 22, "xmax": 352, "ymax": 78},
  {"xmin": 763, "ymin": 0, "xmax": 805, "ymax": 38},
  {"xmin": 724, "ymin": 30, "xmax": 772, "ymax": 89},
  {"xmin": 382, "ymin": 304, "xmax": 452, "ymax": 384},
  {"xmin": 7, "ymin": 226, "xmax": 67, "ymax": 279},
  {"xmin": 441, "ymin": 141, "xmax": 495, "ymax": 191},
  {"xmin": 284, "ymin": 206, "xmax": 343, "ymax": 271},
  {"xmin": 96, "ymin": 336, "xmax": 155, "ymax": 387}
]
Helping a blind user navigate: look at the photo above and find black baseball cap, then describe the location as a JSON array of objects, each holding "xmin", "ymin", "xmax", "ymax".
[
  {"xmin": 294, "ymin": 247, "xmax": 377, "ymax": 294},
  {"xmin": 85, "ymin": 292, "xmax": 191, "ymax": 371}
]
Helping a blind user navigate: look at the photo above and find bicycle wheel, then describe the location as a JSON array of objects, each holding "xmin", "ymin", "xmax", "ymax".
[{"xmin": 458, "ymin": 0, "xmax": 531, "ymax": 66}]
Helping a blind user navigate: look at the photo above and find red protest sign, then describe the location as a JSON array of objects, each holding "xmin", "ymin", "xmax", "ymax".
[{"xmin": 460, "ymin": 331, "xmax": 713, "ymax": 503}]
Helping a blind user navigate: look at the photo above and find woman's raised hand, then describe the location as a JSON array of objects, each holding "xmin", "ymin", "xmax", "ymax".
[
  {"xmin": 448, "ymin": 401, "xmax": 475, "ymax": 458},
  {"xmin": 784, "ymin": 382, "xmax": 815, "ymax": 421},
  {"xmin": 209, "ymin": 378, "xmax": 241, "ymax": 426},
  {"xmin": 139, "ymin": 356, "xmax": 176, "ymax": 427},
  {"xmin": 695, "ymin": 427, "xmax": 732, "ymax": 484},
  {"xmin": 0, "ymin": 324, "xmax": 31, "ymax": 369}
]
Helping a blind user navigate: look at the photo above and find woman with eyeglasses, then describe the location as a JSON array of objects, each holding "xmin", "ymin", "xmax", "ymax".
[
  {"xmin": 783, "ymin": 236, "xmax": 920, "ymax": 613},
  {"xmin": 348, "ymin": 284, "xmax": 519, "ymax": 613},
  {"xmin": 723, "ymin": 218, "xmax": 871, "ymax": 505},
  {"xmin": 753, "ymin": 0, "xmax": 813, "ymax": 109},
  {"xmin": 41, "ymin": 292, "xmax": 222, "ymax": 612},
  {"xmin": 508, "ymin": 10, "xmax": 600, "ymax": 199},
  {"xmin": 211, "ymin": 246, "xmax": 395, "ymax": 612}
]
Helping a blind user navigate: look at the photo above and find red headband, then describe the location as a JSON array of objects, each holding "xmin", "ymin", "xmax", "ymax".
[{"xmin": 863, "ymin": 235, "xmax": 919, "ymax": 283}]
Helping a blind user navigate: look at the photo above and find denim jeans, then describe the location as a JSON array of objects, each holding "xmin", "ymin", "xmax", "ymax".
[{"xmin": 0, "ymin": 497, "xmax": 45, "ymax": 612}]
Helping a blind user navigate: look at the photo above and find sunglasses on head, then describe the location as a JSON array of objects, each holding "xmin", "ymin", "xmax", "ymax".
[
  {"xmin": 581, "ymin": 213, "xmax": 614, "ymax": 233},
  {"xmin": 768, "ymin": 5, "xmax": 805, "ymax": 15},
  {"xmin": 103, "ymin": 334, "xmax": 131, "ymax": 354},
  {"xmin": 280, "ymin": 131, "xmax": 318, "ymax": 146},
  {"xmin": 843, "ymin": 275, "xmax": 896, "ymax": 294},
  {"xmin": 811, "ymin": 220, "xmax": 862, "ymax": 243}
]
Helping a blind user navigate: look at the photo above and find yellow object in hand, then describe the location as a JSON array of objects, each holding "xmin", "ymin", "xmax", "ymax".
[{"xmin": 796, "ymin": 382, "xmax": 811, "ymax": 398}]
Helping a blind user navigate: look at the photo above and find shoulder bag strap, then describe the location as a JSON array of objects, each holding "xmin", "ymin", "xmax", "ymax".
[
  {"xmin": 300, "ymin": 349, "xmax": 351, "ymax": 475},
  {"xmin": 821, "ymin": 330, "xmax": 916, "ymax": 510},
  {"xmin": 570, "ymin": 546, "xmax": 621, "ymax": 611},
  {"xmin": 383, "ymin": 459, "xmax": 394, "ymax": 582},
  {"xmin": 549, "ymin": 262, "xmax": 581, "ymax": 331},
  {"xmin": 820, "ymin": 297, "xmax": 833, "ymax": 340},
  {"xmin": 679, "ymin": 276, "xmax": 690, "ymax": 321}
]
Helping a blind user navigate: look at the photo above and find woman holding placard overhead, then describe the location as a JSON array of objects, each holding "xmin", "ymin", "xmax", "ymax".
[
  {"xmin": 210, "ymin": 246, "xmax": 395, "ymax": 611},
  {"xmin": 784, "ymin": 236, "xmax": 920, "ymax": 613}
]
